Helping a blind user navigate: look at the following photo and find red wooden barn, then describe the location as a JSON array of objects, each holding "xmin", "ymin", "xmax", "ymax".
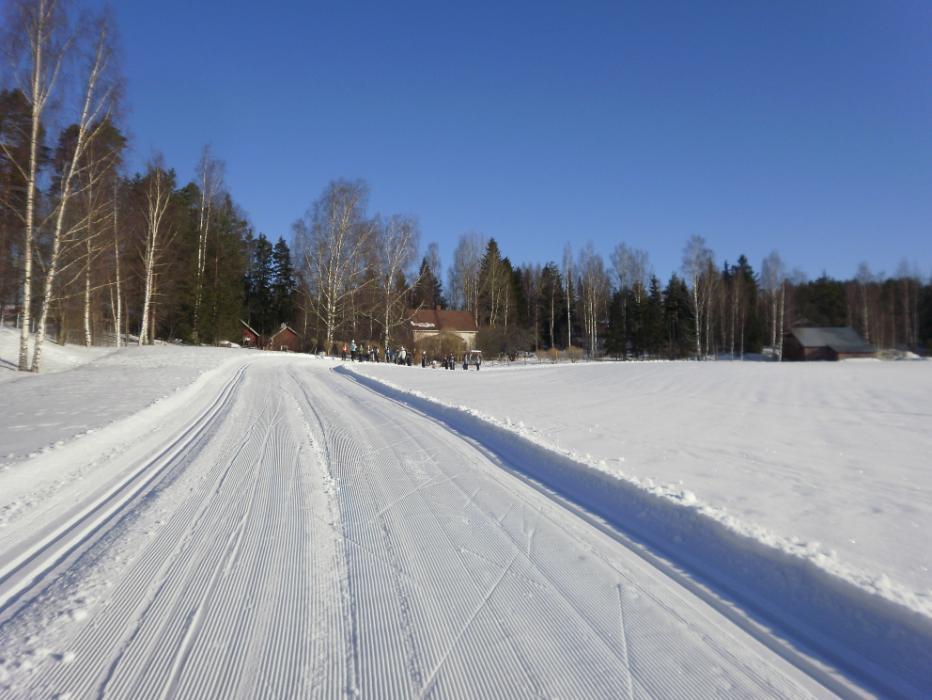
[{"xmin": 267, "ymin": 323, "xmax": 301, "ymax": 352}]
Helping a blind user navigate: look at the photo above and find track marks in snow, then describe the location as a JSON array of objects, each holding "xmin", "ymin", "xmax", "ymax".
[
  {"xmin": 1, "ymin": 361, "xmax": 834, "ymax": 698},
  {"xmin": 0, "ymin": 363, "xmax": 349, "ymax": 699},
  {"xmin": 304, "ymin": 368, "xmax": 828, "ymax": 699}
]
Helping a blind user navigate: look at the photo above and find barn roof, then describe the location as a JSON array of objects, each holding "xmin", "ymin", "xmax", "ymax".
[
  {"xmin": 787, "ymin": 327, "xmax": 874, "ymax": 353},
  {"xmin": 270, "ymin": 323, "xmax": 299, "ymax": 339},
  {"xmin": 408, "ymin": 308, "xmax": 478, "ymax": 333},
  {"xmin": 240, "ymin": 319, "xmax": 261, "ymax": 337}
]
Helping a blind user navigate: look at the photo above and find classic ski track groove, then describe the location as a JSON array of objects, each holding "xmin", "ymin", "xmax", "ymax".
[
  {"xmin": 0, "ymin": 364, "xmax": 247, "ymax": 620},
  {"xmin": 0, "ymin": 361, "xmax": 843, "ymax": 699}
]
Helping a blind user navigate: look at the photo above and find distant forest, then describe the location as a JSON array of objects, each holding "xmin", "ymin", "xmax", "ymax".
[{"xmin": 1, "ymin": 0, "xmax": 929, "ymax": 372}]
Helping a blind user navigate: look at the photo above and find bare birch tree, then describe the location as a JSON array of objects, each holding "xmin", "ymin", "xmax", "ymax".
[
  {"xmin": 5, "ymin": 0, "xmax": 71, "ymax": 370},
  {"xmin": 449, "ymin": 231, "xmax": 485, "ymax": 323},
  {"xmin": 610, "ymin": 243, "xmax": 650, "ymax": 357},
  {"xmin": 32, "ymin": 11, "xmax": 118, "ymax": 371},
  {"xmin": 577, "ymin": 242, "xmax": 610, "ymax": 357},
  {"xmin": 854, "ymin": 262, "xmax": 874, "ymax": 343},
  {"xmin": 295, "ymin": 179, "xmax": 372, "ymax": 353},
  {"xmin": 761, "ymin": 250, "xmax": 786, "ymax": 360},
  {"xmin": 138, "ymin": 157, "xmax": 172, "ymax": 345},
  {"xmin": 375, "ymin": 214, "xmax": 419, "ymax": 350},
  {"xmin": 191, "ymin": 145, "xmax": 224, "ymax": 344},
  {"xmin": 109, "ymin": 176, "xmax": 122, "ymax": 345},
  {"xmin": 562, "ymin": 242, "xmax": 574, "ymax": 348},
  {"xmin": 682, "ymin": 235, "xmax": 714, "ymax": 359}
]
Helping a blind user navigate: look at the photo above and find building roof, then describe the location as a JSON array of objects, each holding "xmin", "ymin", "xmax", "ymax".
[
  {"xmin": 240, "ymin": 319, "xmax": 261, "ymax": 337},
  {"xmin": 408, "ymin": 308, "xmax": 478, "ymax": 333},
  {"xmin": 270, "ymin": 323, "xmax": 299, "ymax": 339},
  {"xmin": 787, "ymin": 327, "xmax": 874, "ymax": 353}
]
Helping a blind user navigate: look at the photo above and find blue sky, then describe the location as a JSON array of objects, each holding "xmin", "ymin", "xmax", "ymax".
[{"xmin": 107, "ymin": 0, "xmax": 931, "ymax": 281}]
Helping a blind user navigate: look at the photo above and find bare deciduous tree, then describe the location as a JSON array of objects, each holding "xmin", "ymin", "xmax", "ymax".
[
  {"xmin": 682, "ymin": 235, "xmax": 714, "ymax": 359},
  {"xmin": 562, "ymin": 242, "xmax": 573, "ymax": 348},
  {"xmin": 295, "ymin": 179, "xmax": 373, "ymax": 353},
  {"xmin": 32, "ymin": 11, "xmax": 119, "ymax": 371},
  {"xmin": 191, "ymin": 145, "xmax": 224, "ymax": 344},
  {"xmin": 577, "ymin": 242, "xmax": 610, "ymax": 357},
  {"xmin": 449, "ymin": 231, "xmax": 485, "ymax": 323},
  {"xmin": 376, "ymin": 214, "xmax": 419, "ymax": 351},
  {"xmin": 761, "ymin": 250, "xmax": 786, "ymax": 360},
  {"xmin": 138, "ymin": 157, "xmax": 172, "ymax": 345},
  {"xmin": 5, "ymin": 0, "xmax": 72, "ymax": 370}
]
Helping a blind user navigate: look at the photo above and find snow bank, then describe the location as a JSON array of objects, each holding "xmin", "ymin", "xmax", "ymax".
[
  {"xmin": 0, "ymin": 327, "xmax": 115, "ymax": 378},
  {"xmin": 339, "ymin": 363, "xmax": 932, "ymax": 697},
  {"xmin": 0, "ymin": 342, "xmax": 259, "ymax": 468}
]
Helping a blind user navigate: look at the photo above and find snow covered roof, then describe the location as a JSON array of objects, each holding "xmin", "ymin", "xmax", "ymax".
[
  {"xmin": 788, "ymin": 327, "xmax": 874, "ymax": 353},
  {"xmin": 407, "ymin": 308, "xmax": 478, "ymax": 333}
]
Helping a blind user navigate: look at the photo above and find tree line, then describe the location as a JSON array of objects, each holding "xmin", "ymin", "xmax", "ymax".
[
  {"xmin": 440, "ymin": 233, "xmax": 931, "ymax": 360},
  {"xmin": 291, "ymin": 206, "xmax": 931, "ymax": 361},
  {"xmin": 3, "ymin": 1, "xmax": 929, "ymax": 372},
  {"xmin": 0, "ymin": 0, "xmax": 299, "ymax": 371}
]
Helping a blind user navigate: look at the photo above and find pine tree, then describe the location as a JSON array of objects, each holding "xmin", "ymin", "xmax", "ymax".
[
  {"xmin": 410, "ymin": 256, "xmax": 444, "ymax": 309},
  {"xmin": 795, "ymin": 274, "xmax": 847, "ymax": 326},
  {"xmin": 639, "ymin": 275, "xmax": 665, "ymax": 357},
  {"xmin": 664, "ymin": 274, "xmax": 693, "ymax": 358},
  {"xmin": 246, "ymin": 233, "xmax": 275, "ymax": 334},
  {"xmin": 271, "ymin": 236, "xmax": 295, "ymax": 327},
  {"xmin": 605, "ymin": 290, "xmax": 626, "ymax": 358}
]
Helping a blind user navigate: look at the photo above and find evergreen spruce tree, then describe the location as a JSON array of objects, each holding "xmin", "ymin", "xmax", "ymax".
[
  {"xmin": 735, "ymin": 255, "xmax": 764, "ymax": 353},
  {"xmin": 271, "ymin": 236, "xmax": 296, "ymax": 328},
  {"xmin": 795, "ymin": 274, "xmax": 847, "ymax": 326},
  {"xmin": 640, "ymin": 275, "xmax": 665, "ymax": 357},
  {"xmin": 604, "ymin": 290, "xmax": 626, "ymax": 358},
  {"xmin": 204, "ymin": 197, "xmax": 248, "ymax": 343},
  {"xmin": 919, "ymin": 283, "xmax": 932, "ymax": 352},
  {"xmin": 663, "ymin": 274, "xmax": 693, "ymax": 358},
  {"xmin": 410, "ymin": 256, "xmax": 444, "ymax": 309},
  {"xmin": 246, "ymin": 234, "xmax": 275, "ymax": 334}
]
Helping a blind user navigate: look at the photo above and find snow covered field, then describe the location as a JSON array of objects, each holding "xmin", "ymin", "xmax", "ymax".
[
  {"xmin": 0, "ymin": 345, "xmax": 930, "ymax": 697},
  {"xmin": 344, "ymin": 358, "xmax": 932, "ymax": 696},
  {"xmin": 346, "ymin": 359, "xmax": 932, "ymax": 610}
]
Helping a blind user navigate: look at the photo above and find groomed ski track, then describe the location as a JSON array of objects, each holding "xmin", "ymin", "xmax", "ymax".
[{"xmin": 1, "ymin": 358, "xmax": 842, "ymax": 698}]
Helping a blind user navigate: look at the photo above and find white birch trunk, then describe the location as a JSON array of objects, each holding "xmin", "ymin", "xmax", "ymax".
[
  {"xmin": 112, "ymin": 184, "xmax": 122, "ymax": 348},
  {"xmin": 83, "ymin": 237, "xmax": 92, "ymax": 346},
  {"xmin": 139, "ymin": 165, "xmax": 171, "ymax": 346},
  {"xmin": 777, "ymin": 282, "xmax": 785, "ymax": 361},
  {"xmin": 32, "ymin": 21, "xmax": 110, "ymax": 372}
]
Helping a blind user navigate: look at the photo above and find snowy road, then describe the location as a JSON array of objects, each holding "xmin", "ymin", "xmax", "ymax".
[{"xmin": 1, "ymin": 360, "xmax": 839, "ymax": 697}]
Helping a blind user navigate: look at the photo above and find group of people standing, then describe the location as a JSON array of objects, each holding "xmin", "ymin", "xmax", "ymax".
[
  {"xmin": 339, "ymin": 339, "xmax": 480, "ymax": 371},
  {"xmin": 340, "ymin": 340, "xmax": 412, "ymax": 365}
]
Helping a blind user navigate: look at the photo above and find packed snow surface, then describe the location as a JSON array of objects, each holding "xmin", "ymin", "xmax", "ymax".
[
  {"xmin": 0, "ymin": 346, "xmax": 929, "ymax": 697},
  {"xmin": 0, "ymin": 351, "xmax": 832, "ymax": 698},
  {"xmin": 348, "ymin": 359, "xmax": 932, "ymax": 614}
]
